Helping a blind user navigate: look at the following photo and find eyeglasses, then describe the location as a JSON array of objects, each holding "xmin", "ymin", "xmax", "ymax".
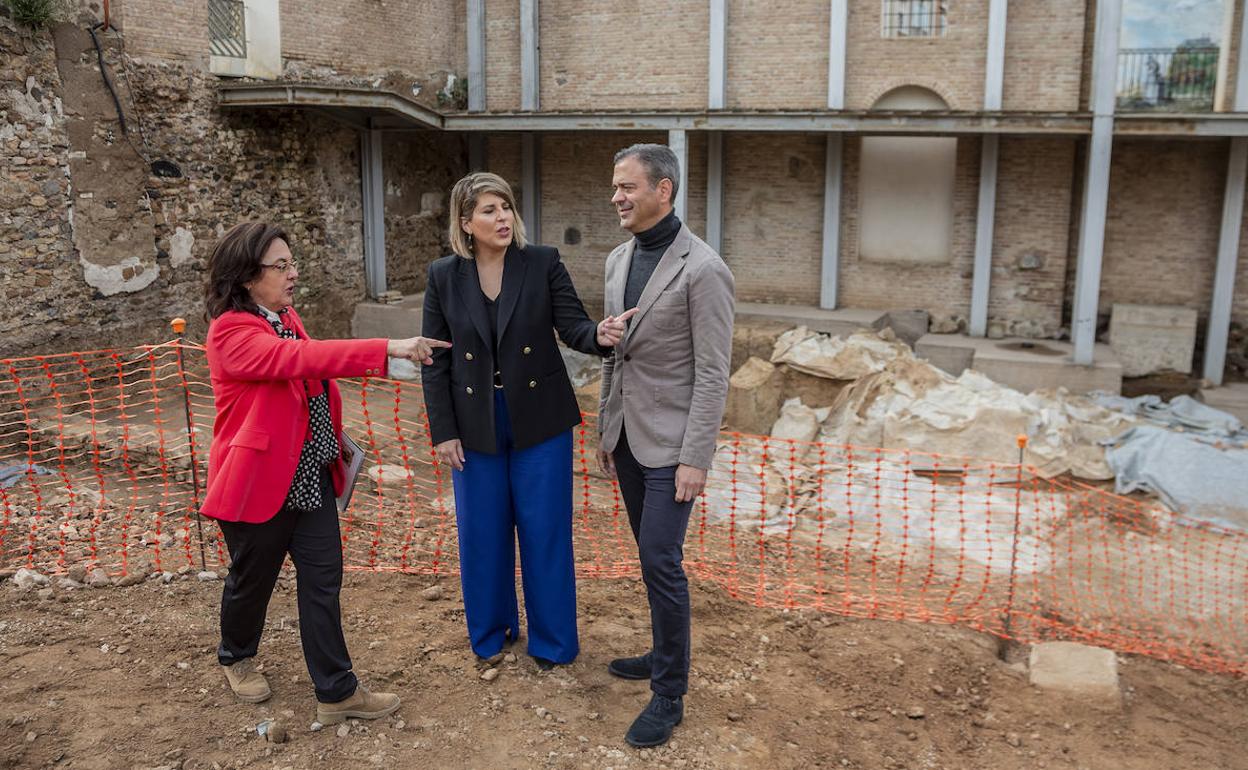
[{"xmin": 260, "ymin": 258, "xmax": 298, "ymax": 273}]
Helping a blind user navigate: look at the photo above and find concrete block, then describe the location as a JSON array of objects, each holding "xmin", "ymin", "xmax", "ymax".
[
  {"xmin": 1028, "ymin": 641, "xmax": 1121, "ymax": 707},
  {"xmin": 732, "ymin": 318, "xmax": 793, "ymax": 376},
  {"xmin": 735, "ymin": 302, "xmax": 886, "ymax": 339},
  {"xmin": 972, "ymin": 339, "xmax": 1122, "ymax": 395},
  {"xmin": 352, "ymin": 293, "xmax": 425, "ymax": 339},
  {"xmin": 914, "ymin": 334, "xmax": 976, "ymax": 376},
  {"xmin": 724, "ymin": 357, "xmax": 784, "ymax": 435},
  {"xmin": 1109, "ymin": 303, "xmax": 1198, "ymax": 377},
  {"xmin": 1200, "ymin": 383, "xmax": 1248, "ymax": 427},
  {"xmin": 874, "ymin": 309, "xmax": 930, "ymax": 349}
]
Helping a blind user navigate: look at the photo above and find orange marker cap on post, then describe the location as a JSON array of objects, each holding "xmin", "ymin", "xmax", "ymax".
[
  {"xmin": 170, "ymin": 317, "xmax": 187, "ymax": 335},
  {"xmin": 1016, "ymin": 434, "xmax": 1028, "ymax": 449}
]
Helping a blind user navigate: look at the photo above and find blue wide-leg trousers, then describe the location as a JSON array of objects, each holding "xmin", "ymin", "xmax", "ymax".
[{"xmin": 451, "ymin": 389, "xmax": 578, "ymax": 663}]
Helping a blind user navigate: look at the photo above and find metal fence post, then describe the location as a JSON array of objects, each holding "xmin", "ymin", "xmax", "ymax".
[{"xmin": 170, "ymin": 318, "xmax": 207, "ymax": 571}]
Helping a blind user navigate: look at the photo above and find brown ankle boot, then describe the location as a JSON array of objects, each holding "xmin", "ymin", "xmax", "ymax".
[
  {"xmin": 316, "ymin": 684, "xmax": 400, "ymax": 725},
  {"xmin": 223, "ymin": 659, "xmax": 271, "ymax": 703}
]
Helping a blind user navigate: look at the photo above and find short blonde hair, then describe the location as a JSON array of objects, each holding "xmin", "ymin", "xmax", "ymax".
[{"xmin": 448, "ymin": 172, "xmax": 528, "ymax": 258}]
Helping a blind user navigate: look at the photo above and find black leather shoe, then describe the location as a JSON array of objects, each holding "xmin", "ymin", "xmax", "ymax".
[
  {"xmin": 608, "ymin": 651, "xmax": 653, "ymax": 680},
  {"xmin": 532, "ymin": 656, "xmax": 556, "ymax": 671},
  {"xmin": 624, "ymin": 693, "xmax": 683, "ymax": 748}
]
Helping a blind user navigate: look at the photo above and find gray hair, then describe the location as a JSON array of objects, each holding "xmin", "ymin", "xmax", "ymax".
[{"xmin": 613, "ymin": 143, "xmax": 680, "ymax": 200}]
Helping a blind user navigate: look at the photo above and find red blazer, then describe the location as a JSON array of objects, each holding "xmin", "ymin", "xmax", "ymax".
[{"xmin": 200, "ymin": 308, "xmax": 389, "ymax": 524}]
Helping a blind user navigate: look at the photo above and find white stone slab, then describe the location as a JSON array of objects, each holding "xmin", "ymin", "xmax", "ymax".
[{"xmin": 1109, "ymin": 303, "xmax": 1198, "ymax": 377}]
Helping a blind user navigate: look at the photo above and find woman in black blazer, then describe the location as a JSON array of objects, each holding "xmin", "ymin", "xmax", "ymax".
[{"xmin": 421, "ymin": 172, "xmax": 632, "ymax": 669}]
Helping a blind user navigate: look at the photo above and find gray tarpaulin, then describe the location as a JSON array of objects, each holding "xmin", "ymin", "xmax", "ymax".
[
  {"xmin": 1091, "ymin": 393, "xmax": 1248, "ymax": 446},
  {"xmin": 1103, "ymin": 425, "xmax": 1248, "ymax": 531}
]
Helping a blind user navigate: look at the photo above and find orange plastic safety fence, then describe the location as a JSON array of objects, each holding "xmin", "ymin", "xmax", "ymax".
[{"xmin": 2, "ymin": 342, "xmax": 1246, "ymax": 677}]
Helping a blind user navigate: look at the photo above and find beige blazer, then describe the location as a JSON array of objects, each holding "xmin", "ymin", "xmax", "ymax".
[{"xmin": 598, "ymin": 224, "xmax": 735, "ymax": 469}]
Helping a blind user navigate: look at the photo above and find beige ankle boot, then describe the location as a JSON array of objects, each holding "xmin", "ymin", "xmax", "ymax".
[
  {"xmin": 316, "ymin": 684, "xmax": 400, "ymax": 725},
  {"xmin": 223, "ymin": 659, "xmax": 271, "ymax": 703}
]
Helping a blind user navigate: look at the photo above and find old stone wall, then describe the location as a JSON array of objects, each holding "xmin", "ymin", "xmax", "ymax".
[
  {"xmin": 0, "ymin": 21, "xmax": 76, "ymax": 353},
  {"xmin": 0, "ymin": 18, "xmax": 462, "ymax": 357},
  {"xmin": 382, "ymin": 132, "xmax": 466, "ymax": 296}
]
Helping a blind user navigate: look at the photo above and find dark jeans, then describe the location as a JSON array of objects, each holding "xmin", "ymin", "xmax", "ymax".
[
  {"xmin": 612, "ymin": 430, "xmax": 695, "ymax": 698},
  {"xmin": 217, "ymin": 469, "xmax": 357, "ymax": 704}
]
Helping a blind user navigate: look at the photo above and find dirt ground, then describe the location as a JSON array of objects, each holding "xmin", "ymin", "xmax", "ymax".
[{"xmin": 2, "ymin": 571, "xmax": 1247, "ymax": 770}]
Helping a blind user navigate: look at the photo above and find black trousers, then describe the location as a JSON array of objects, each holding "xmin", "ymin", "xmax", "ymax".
[
  {"xmin": 217, "ymin": 469, "xmax": 357, "ymax": 704},
  {"xmin": 612, "ymin": 431, "xmax": 695, "ymax": 698}
]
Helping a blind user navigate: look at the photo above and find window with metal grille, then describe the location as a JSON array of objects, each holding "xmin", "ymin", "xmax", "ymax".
[
  {"xmin": 209, "ymin": 0, "xmax": 247, "ymax": 59},
  {"xmin": 882, "ymin": 0, "xmax": 947, "ymax": 38}
]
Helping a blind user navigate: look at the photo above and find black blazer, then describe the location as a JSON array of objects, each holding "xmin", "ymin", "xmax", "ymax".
[{"xmin": 421, "ymin": 243, "xmax": 606, "ymax": 454}]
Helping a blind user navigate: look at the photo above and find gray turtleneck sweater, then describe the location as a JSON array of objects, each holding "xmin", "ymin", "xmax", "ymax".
[{"xmin": 624, "ymin": 210, "xmax": 681, "ymax": 311}]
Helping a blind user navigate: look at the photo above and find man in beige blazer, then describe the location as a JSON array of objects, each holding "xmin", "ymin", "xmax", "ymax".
[{"xmin": 597, "ymin": 143, "xmax": 735, "ymax": 748}]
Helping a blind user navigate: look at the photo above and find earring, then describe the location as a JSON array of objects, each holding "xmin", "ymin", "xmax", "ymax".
[{"xmin": 468, "ymin": 232, "xmax": 474, "ymax": 251}]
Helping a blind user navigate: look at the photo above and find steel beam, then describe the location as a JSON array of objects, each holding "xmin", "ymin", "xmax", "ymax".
[
  {"xmin": 520, "ymin": 0, "xmax": 539, "ymax": 111},
  {"xmin": 668, "ymin": 129, "xmax": 689, "ymax": 221},
  {"xmin": 1204, "ymin": 138, "xmax": 1248, "ymax": 384},
  {"xmin": 360, "ymin": 128, "xmax": 386, "ymax": 299},
  {"xmin": 467, "ymin": 0, "xmax": 486, "ymax": 112},
  {"xmin": 828, "ymin": 0, "xmax": 847, "ymax": 110},
  {"xmin": 706, "ymin": 132, "xmax": 724, "ymax": 253},
  {"xmin": 1071, "ymin": 0, "xmax": 1123, "ymax": 366},
  {"xmin": 969, "ymin": 0, "xmax": 1007, "ymax": 336},
  {"xmin": 709, "ymin": 0, "xmax": 726, "ymax": 109},
  {"xmin": 820, "ymin": 134, "xmax": 843, "ymax": 309},
  {"xmin": 521, "ymin": 132, "xmax": 540, "ymax": 242}
]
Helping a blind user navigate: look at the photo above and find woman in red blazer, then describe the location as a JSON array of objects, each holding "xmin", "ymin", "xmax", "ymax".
[{"xmin": 202, "ymin": 222, "xmax": 447, "ymax": 725}]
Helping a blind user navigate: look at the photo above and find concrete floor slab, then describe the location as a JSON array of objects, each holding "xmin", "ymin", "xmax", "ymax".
[
  {"xmin": 914, "ymin": 334, "xmax": 1122, "ymax": 395},
  {"xmin": 735, "ymin": 302, "xmax": 887, "ymax": 337},
  {"xmin": 1199, "ymin": 383, "xmax": 1248, "ymax": 426}
]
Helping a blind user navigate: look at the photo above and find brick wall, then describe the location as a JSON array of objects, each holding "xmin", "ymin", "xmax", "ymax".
[
  {"xmin": 279, "ymin": 0, "xmax": 464, "ymax": 78},
  {"xmin": 484, "ymin": 0, "xmax": 520, "ymax": 111},
  {"xmin": 721, "ymin": 133, "xmax": 824, "ymax": 305},
  {"xmin": 988, "ymin": 138, "xmax": 1077, "ymax": 336},
  {"xmin": 116, "ymin": 0, "xmax": 464, "ymax": 80},
  {"xmin": 844, "ymin": 1, "xmax": 988, "ymax": 110},
  {"xmin": 114, "ymin": 0, "xmax": 209, "ymax": 64},
  {"xmin": 1001, "ymin": 0, "xmax": 1086, "ymax": 112},
  {"xmin": 537, "ymin": 1, "xmax": 709, "ymax": 111},
  {"xmin": 838, "ymin": 135, "xmax": 980, "ymax": 320},
  {"xmin": 1098, "ymin": 139, "xmax": 1224, "ymax": 319},
  {"xmin": 725, "ymin": 0, "xmax": 828, "ymax": 110}
]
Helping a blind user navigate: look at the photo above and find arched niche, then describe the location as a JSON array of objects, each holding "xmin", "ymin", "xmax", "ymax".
[{"xmin": 858, "ymin": 86, "xmax": 957, "ymax": 264}]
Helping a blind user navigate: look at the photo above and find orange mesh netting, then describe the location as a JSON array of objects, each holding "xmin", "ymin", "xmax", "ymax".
[{"xmin": 2, "ymin": 341, "xmax": 1246, "ymax": 676}]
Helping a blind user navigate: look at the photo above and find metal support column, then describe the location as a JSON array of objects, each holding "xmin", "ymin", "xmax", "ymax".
[
  {"xmin": 520, "ymin": 0, "xmax": 539, "ymax": 111},
  {"xmin": 521, "ymin": 132, "xmax": 540, "ymax": 243},
  {"xmin": 707, "ymin": 132, "xmax": 724, "ymax": 253},
  {"xmin": 360, "ymin": 127, "xmax": 386, "ymax": 299},
  {"xmin": 709, "ymin": 0, "xmax": 726, "ymax": 109},
  {"xmin": 820, "ymin": 0, "xmax": 848, "ymax": 309},
  {"xmin": 1203, "ymin": 10, "xmax": 1248, "ymax": 383},
  {"xmin": 1071, "ymin": 0, "xmax": 1123, "ymax": 366},
  {"xmin": 468, "ymin": 133, "xmax": 487, "ymax": 172},
  {"xmin": 467, "ymin": 0, "xmax": 486, "ymax": 112},
  {"xmin": 668, "ymin": 129, "xmax": 688, "ymax": 222},
  {"xmin": 969, "ymin": 0, "xmax": 1008, "ymax": 337}
]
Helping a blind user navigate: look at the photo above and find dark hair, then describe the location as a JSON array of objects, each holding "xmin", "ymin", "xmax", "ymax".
[
  {"xmin": 613, "ymin": 143, "xmax": 681, "ymax": 200},
  {"xmin": 204, "ymin": 222, "xmax": 289, "ymax": 319}
]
